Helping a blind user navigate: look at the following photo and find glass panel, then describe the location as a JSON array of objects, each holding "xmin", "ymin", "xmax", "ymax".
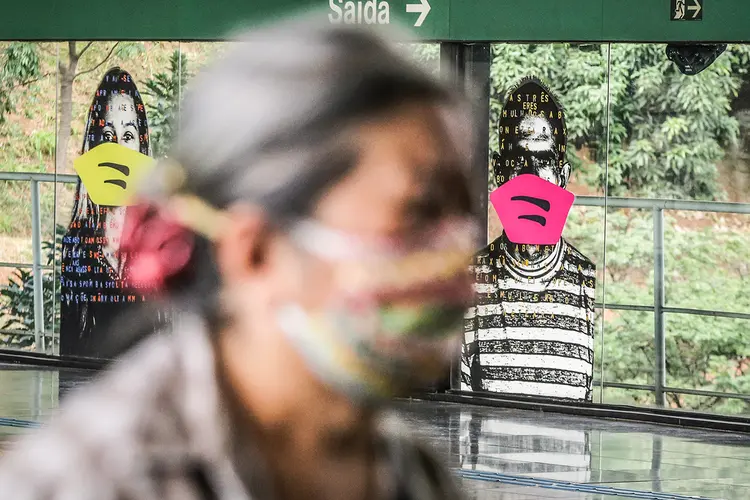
[
  {"xmin": 603, "ymin": 44, "xmax": 750, "ymax": 203},
  {"xmin": 401, "ymin": 42, "xmax": 440, "ymax": 76},
  {"xmin": 566, "ymin": 205, "xmax": 606, "ymax": 305},
  {"xmin": 55, "ymin": 41, "xmax": 178, "ymax": 358},
  {"xmin": 0, "ymin": 180, "xmax": 32, "ymax": 264},
  {"xmin": 664, "ymin": 314, "xmax": 750, "ymax": 415},
  {"xmin": 180, "ymin": 41, "xmax": 231, "ymax": 74},
  {"xmin": 603, "ymin": 207, "xmax": 654, "ymax": 307},
  {"xmin": 667, "ymin": 393, "xmax": 749, "ymax": 417},
  {"xmin": 461, "ymin": 43, "xmax": 607, "ymax": 402},
  {"xmin": 664, "ymin": 210, "xmax": 750, "ymax": 315},
  {"xmin": 0, "ymin": 367, "xmax": 58, "ymax": 420},
  {"xmin": 600, "ymin": 387, "xmax": 654, "ymax": 408},
  {"xmin": 0, "ymin": 42, "xmax": 57, "ymax": 175},
  {"xmin": 603, "ymin": 42, "xmax": 750, "ymax": 417},
  {"xmin": 0, "ymin": 42, "xmax": 57, "ymax": 352},
  {"xmin": 0, "ymin": 183, "xmax": 39, "ymax": 351},
  {"xmin": 599, "ymin": 308, "xmax": 655, "ymax": 403}
]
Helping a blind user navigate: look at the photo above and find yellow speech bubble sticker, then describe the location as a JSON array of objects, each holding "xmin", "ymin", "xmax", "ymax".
[{"xmin": 73, "ymin": 143, "xmax": 155, "ymax": 207}]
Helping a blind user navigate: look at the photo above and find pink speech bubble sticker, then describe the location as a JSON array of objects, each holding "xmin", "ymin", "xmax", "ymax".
[{"xmin": 489, "ymin": 174, "xmax": 575, "ymax": 245}]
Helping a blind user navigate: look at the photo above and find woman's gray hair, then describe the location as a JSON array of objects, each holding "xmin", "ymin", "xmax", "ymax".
[
  {"xmin": 105, "ymin": 14, "xmax": 476, "ymax": 354},
  {"xmin": 144, "ymin": 13, "xmax": 475, "ymax": 221}
]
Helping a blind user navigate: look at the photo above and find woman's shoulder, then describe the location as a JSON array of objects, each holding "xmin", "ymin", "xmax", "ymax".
[{"xmin": 0, "ymin": 323, "xmax": 221, "ymax": 500}]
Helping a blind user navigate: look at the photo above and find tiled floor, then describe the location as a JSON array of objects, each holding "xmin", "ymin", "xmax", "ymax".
[{"xmin": 1, "ymin": 365, "xmax": 749, "ymax": 499}]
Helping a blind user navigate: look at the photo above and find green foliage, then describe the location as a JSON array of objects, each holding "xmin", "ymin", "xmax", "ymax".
[
  {"xmin": 114, "ymin": 42, "xmax": 146, "ymax": 60},
  {"xmin": 0, "ymin": 225, "xmax": 64, "ymax": 351},
  {"xmin": 489, "ymin": 44, "xmax": 750, "ymax": 200},
  {"xmin": 405, "ymin": 43, "xmax": 440, "ymax": 75},
  {"xmin": 0, "ymin": 43, "xmax": 40, "ymax": 124},
  {"xmin": 142, "ymin": 50, "xmax": 190, "ymax": 157}
]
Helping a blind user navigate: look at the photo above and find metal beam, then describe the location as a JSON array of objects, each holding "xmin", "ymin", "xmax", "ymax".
[
  {"xmin": 30, "ymin": 180, "xmax": 46, "ymax": 353},
  {"xmin": 592, "ymin": 380, "xmax": 750, "ymax": 403},
  {"xmin": 576, "ymin": 195, "xmax": 750, "ymax": 214},
  {"xmin": 653, "ymin": 208, "xmax": 666, "ymax": 407},
  {"xmin": 0, "ymin": 172, "xmax": 77, "ymax": 183}
]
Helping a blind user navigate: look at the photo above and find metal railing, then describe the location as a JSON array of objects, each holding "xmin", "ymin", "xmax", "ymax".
[
  {"xmin": 0, "ymin": 172, "xmax": 77, "ymax": 353},
  {"xmin": 576, "ymin": 196, "xmax": 750, "ymax": 406},
  {"xmin": 1, "ymin": 172, "xmax": 749, "ymax": 406}
]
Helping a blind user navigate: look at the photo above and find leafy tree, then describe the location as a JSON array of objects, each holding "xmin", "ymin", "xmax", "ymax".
[
  {"xmin": 490, "ymin": 43, "xmax": 750, "ymax": 200},
  {"xmin": 0, "ymin": 43, "xmax": 41, "ymax": 124},
  {"xmin": 2, "ymin": 41, "xmax": 145, "ymax": 172},
  {"xmin": 142, "ymin": 50, "xmax": 190, "ymax": 158},
  {"xmin": 56, "ymin": 42, "xmax": 146, "ymax": 172}
]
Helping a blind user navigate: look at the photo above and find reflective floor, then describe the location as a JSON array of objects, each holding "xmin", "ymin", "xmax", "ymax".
[
  {"xmin": 395, "ymin": 400, "xmax": 750, "ymax": 499},
  {"xmin": 1, "ymin": 365, "xmax": 749, "ymax": 499}
]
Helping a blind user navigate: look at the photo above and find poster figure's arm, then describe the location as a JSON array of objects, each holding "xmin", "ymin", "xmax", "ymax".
[
  {"xmin": 571, "ymin": 246, "xmax": 597, "ymax": 401},
  {"xmin": 583, "ymin": 259, "xmax": 597, "ymax": 336},
  {"xmin": 461, "ymin": 305, "xmax": 476, "ymax": 389},
  {"xmin": 461, "ymin": 254, "xmax": 483, "ymax": 390},
  {"xmin": 584, "ymin": 263, "xmax": 596, "ymax": 402}
]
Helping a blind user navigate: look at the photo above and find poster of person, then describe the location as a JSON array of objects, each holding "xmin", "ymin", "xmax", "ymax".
[
  {"xmin": 60, "ymin": 67, "xmax": 159, "ymax": 358},
  {"xmin": 462, "ymin": 77, "xmax": 597, "ymax": 401}
]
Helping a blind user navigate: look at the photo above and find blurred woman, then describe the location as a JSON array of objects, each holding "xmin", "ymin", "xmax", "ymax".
[
  {"xmin": 1, "ymin": 15, "xmax": 476, "ymax": 500},
  {"xmin": 60, "ymin": 67, "xmax": 157, "ymax": 357}
]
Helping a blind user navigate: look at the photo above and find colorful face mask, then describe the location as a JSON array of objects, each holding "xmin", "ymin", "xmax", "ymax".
[
  {"xmin": 74, "ymin": 142, "xmax": 156, "ymax": 206},
  {"xmin": 276, "ymin": 219, "xmax": 475, "ymax": 402},
  {"xmin": 131, "ymin": 187, "xmax": 476, "ymax": 402},
  {"xmin": 490, "ymin": 174, "xmax": 575, "ymax": 245}
]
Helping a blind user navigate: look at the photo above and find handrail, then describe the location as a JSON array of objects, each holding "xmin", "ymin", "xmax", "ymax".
[
  {"xmin": 576, "ymin": 195, "xmax": 750, "ymax": 214},
  {"xmin": 0, "ymin": 172, "xmax": 77, "ymax": 183},
  {"xmin": 1, "ymin": 173, "xmax": 749, "ymax": 408}
]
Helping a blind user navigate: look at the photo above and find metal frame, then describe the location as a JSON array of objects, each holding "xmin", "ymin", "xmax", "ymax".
[
  {"xmin": 575, "ymin": 196, "xmax": 750, "ymax": 407},
  {"xmin": 0, "ymin": 172, "xmax": 77, "ymax": 352}
]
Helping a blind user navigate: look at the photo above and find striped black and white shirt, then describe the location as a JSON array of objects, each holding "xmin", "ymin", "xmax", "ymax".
[{"xmin": 462, "ymin": 235, "xmax": 596, "ymax": 401}]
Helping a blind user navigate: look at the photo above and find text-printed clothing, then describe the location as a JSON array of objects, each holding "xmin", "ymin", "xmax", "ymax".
[
  {"xmin": 462, "ymin": 235, "xmax": 596, "ymax": 401},
  {"xmin": 0, "ymin": 316, "xmax": 461, "ymax": 500}
]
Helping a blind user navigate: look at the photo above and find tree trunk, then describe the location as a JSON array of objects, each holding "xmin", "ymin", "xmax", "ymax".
[{"xmin": 56, "ymin": 42, "xmax": 79, "ymax": 174}]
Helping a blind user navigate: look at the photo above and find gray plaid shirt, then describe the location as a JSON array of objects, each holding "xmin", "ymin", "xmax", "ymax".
[{"xmin": 0, "ymin": 318, "xmax": 460, "ymax": 500}]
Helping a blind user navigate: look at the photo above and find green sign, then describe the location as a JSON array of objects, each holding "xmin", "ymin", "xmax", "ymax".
[{"xmin": 1, "ymin": 0, "xmax": 749, "ymax": 42}]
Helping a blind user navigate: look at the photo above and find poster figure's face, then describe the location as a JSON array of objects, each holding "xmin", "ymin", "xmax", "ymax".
[
  {"xmin": 494, "ymin": 84, "xmax": 570, "ymax": 189},
  {"xmin": 102, "ymin": 93, "xmax": 139, "ymax": 152},
  {"xmin": 490, "ymin": 80, "xmax": 575, "ymax": 246}
]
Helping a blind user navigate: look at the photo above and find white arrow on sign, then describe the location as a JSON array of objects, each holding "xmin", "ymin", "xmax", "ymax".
[
  {"xmin": 688, "ymin": 0, "xmax": 702, "ymax": 18},
  {"xmin": 406, "ymin": 0, "xmax": 431, "ymax": 27}
]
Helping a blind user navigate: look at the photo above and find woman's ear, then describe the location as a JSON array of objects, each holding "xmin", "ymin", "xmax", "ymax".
[{"xmin": 214, "ymin": 206, "xmax": 271, "ymax": 286}]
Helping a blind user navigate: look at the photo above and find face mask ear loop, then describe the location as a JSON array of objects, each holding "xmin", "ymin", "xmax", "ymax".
[{"xmin": 167, "ymin": 195, "xmax": 230, "ymax": 242}]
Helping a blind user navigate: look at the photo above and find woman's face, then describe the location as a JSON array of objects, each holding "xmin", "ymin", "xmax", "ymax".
[
  {"xmin": 218, "ymin": 102, "xmax": 473, "ymax": 375},
  {"xmin": 102, "ymin": 93, "xmax": 139, "ymax": 151}
]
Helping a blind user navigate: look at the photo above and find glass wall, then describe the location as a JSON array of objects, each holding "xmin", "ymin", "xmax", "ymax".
[
  {"xmin": 0, "ymin": 41, "xmax": 439, "ymax": 357},
  {"xmin": 476, "ymin": 42, "xmax": 750, "ymax": 417},
  {"xmin": 0, "ymin": 39, "xmax": 746, "ymax": 417},
  {"xmin": 0, "ymin": 41, "xmax": 210, "ymax": 355}
]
